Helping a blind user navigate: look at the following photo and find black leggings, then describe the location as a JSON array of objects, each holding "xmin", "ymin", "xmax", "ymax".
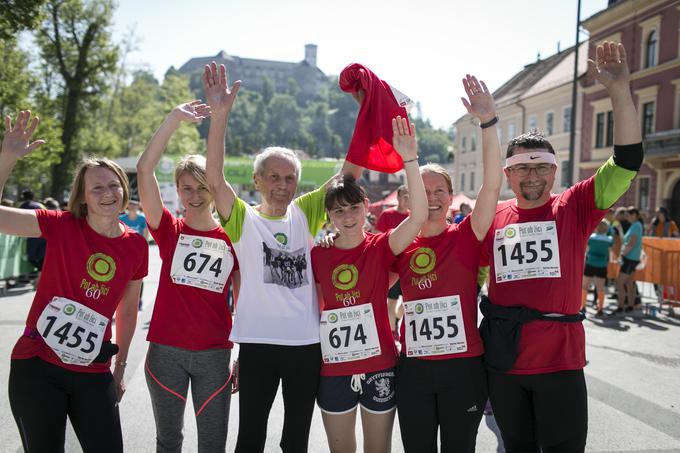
[
  {"xmin": 396, "ymin": 355, "xmax": 488, "ymax": 453},
  {"xmin": 235, "ymin": 343, "xmax": 321, "ymax": 453},
  {"xmin": 488, "ymin": 369, "xmax": 587, "ymax": 453},
  {"xmin": 8, "ymin": 357, "xmax": 122, "ymax": 453}
]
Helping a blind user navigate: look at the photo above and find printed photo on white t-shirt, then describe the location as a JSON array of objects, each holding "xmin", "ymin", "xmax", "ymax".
[{"xmin": 262, "ymin": 242, "xmax": 309, "ymax": 289}]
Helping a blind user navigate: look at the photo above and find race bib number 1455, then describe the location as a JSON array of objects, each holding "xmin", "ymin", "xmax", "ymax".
[{"xmin": 493, "ymin": 221, "xmax": 561, "ymax": 282}]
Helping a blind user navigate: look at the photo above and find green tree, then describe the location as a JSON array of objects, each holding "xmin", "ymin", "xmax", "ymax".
[
  {"xmin": 306, "ymin": 101, "xmax": 341, "ymax": 158},
  {"xmin": 160, "ymin": 73, "xmax": 203, "ymax": 156},
  {"xmin": 413, "ymin": 118, "xmax": 453, "ymax": 164},
  {"xmin": 0, "ymin": 37, "xmax": 32, "ymax": 117},
  {"xmin": 267, "ymin": 93, "xmax": 310, "ymax": 151},
  {"xmin": 0, "ymin": 0, "xmax": 45, "ymax": 40},
  {"xmin": 36, "ymin": 0, "xmax": 119, "ymax": 198}
]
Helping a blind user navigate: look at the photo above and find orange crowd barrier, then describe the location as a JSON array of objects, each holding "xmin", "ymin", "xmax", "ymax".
[{"xmin": 607, "ymin": 238, "xmax": 680, "ymax": 301}]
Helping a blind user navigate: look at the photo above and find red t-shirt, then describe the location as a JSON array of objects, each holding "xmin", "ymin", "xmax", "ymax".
[
  {"xmin": 484, "ymin": 176, "xmax": 606, "ymax": 374},
  {"xmin": 312, "ymin": 232, "xmax": 397, "ymax": 376},
  {"xmin": 376, "ymin": 207, "xmax": 408, "ymax": 232},
  {"xmin": 11, "ymin": 210, "xmax": 149, "ymax": 373},
  {"xmin": 393, "ymin": 217, "xmax": 484, "ymax": 359},
  {"xmin": 147, "ymin": 208, "xmax": 237, "ymax": 350}
]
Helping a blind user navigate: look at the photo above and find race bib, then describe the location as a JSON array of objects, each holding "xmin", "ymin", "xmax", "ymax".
[
  {"xmin": 320, "ymin": 304, "xmax": 381, "ymax": 363},
  {"xmin": 403, "ymin": 295, "xmax": 467, "ymax": 357},
  {"xmin": 493, "ymin": 221, "xmax": 561, "ymax": 283},
  {"xmin": 170, "ymin": 234, "xmax": 233, "ymax": 293},
  {"xmin": 36, "ymin": 297, "xmax": 108, "ymax": 366}
]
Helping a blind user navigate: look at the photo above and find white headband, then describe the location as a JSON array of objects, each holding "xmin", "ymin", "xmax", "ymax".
[{"xmin": 505, "ymin": 152, "xmax": 557, "ymax": 168}]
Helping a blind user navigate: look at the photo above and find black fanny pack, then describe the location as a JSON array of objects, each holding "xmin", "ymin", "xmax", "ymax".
[
  {"xmin": 478, "ymin": 296, "xmax": 585, "ymax": 372},
  {"xmin": 23, "ymin": 327, "xmax": 119, "ymax": 364}
]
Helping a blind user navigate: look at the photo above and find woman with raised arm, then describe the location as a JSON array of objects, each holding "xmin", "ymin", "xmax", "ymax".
[
  {"xmin": 3, "ymin": 111, "xmax": 148, "ymax": 453},
  {"xmin": 312, "ymin": 116, "xmax": 426, "ymax": 453},
  {"xmin": 136, "ymin": 101, "xmax": 239, "ymax": 453},
  {"xmin": 393, "ymin": 75, "xmax": 502, "ymax": 453}
]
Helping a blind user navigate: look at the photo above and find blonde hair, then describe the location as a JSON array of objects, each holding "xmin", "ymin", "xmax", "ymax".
[
  {"xmin": 174, "ymin": 155, "xmax": 209, "ymax": 188},
  {"xmin": 420, "ymin": 163, "xmax": 453, "ymax": 194},
  {"xmin": 67, "ymin": 158, "xmax": 130, "ymax": 219}
]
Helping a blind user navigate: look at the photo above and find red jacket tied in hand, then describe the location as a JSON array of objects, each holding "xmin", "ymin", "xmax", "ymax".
[{"xmin": 339, "ymin": 63, "xmax": 412, "ymax": 173}]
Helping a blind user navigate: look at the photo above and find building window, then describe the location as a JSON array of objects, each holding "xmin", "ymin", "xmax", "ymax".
[
  {"xmin": 595, "ymin": 112, "xmax": 605, "ymax": 148},
  {"xmin": 461, "ymin": 136, "xmax": 467, "ymax": 152},
  {"xmin": 606, "ymin": 111, "xmax": 614, "ymax": 147},
  {"xmin": 561, "ymin": 160, "xmax": 571, "ymax": 188},
  {"xmin": 470, "ymin": 172, "xmax": 475, "ymax": 191},
  {"xmin": 645, "ymin": 30, "xmax": 658, "ymax": 68},
  {"xmin": 546, "ymin": 112, "xmax": 554, "ymax": 136},
  {"xmin": 528, "ymin": 114, "xmax": 537, "ymax": 130},
  {"xmin": 642, "ymin": 102, "xmax": 655, "ymax": 137},
  {"xmin": 471, "ymin": 135, "xmax": 477, "ymax": 151},
  {"xmin": 563, "ymin": 106, "xmax": 572, "ymax": 133},
  {"xmin": 508, "ymin": 123, "xmax": 516, "ymax": 140},
  {"xmin": 638, "ymin": 177, "xmax": 650, "ymax": 211},
  {"xmin": 460, "ymin": 173, "xmax": 466, "ymax": 192}
]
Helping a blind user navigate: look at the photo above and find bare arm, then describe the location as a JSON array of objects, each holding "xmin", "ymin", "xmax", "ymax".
[
  {"xmin": 203, "ymin": 63, "xmax": 241, "ymax": 221},
  {"xmin": 389, "ymin": 117, "xmax": 427, "ymax": 255},
  {"xmin": 461, "ymin": 75, "xmax": 502, "ymax": 241},
  {"xmin": 112, "ymin": 278, "xmax": 142, "ymax": 402},
  {"xmin": 137, "ymin": 102, "xmax": 210, "ymax": 229},
  {"xmin": 588, "ymin": 42, "xmax": 641, "ymax": 146},
  {"xmin": 0, "ymin": 111, "xmax": 45, "ymax": 237}
]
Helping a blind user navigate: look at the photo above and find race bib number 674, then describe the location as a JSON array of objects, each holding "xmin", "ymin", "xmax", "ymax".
[{"xmin": 493, "ymin": 221, "xmax": 561, "ymax": 282}]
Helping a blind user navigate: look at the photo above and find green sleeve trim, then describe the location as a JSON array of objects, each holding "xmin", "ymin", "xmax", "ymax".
[
  {"xmin": 594, "ymin": 157, "xmax": 637, "ymax": 210},
  {"xmin": 477, "ymin": 266, "xmax": 490, "ymax": 288},
  {"xmin": 220, "ymin": 198, "xmax": 246, "ymax": 243},
  {"xmin": 294, "ymin": 186, "xmax": 327, "ymax": 236}
]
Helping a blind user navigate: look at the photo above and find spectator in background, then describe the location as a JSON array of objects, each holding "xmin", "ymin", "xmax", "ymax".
[
  {"xmin": 453, "ymin": 202, "xmax": 472, "ymax": 224},
  {"xmin": 43, "ymin": 197, "xmax": 60, "ymax": 210},
  {"xmin": 583, "ymin": 220, "xmax": 613, "ymax": 316},
  {"xmin": 612, "ymin": 207, "xmax": 644, "ymax": 315},
  {"xmin": 376, "ymin": 185, "xmax": 410, "ymax": 337},
  {"xmin": 119, "ymin": 199, "xmax": 149, "ymax": 311},
  {"xmin": 19, "ymin": 189, "xmax": 46, "ymax": 286},
  {"xmin": 364, "ymin": 212, "xmax": 378, "ymax": 233},
  {"xmin": 119, "ymin": 199, "xmax": 149, "ymax": 240},
  {"xmin": 648, "ymin": 207, "xmax": 679, "ymax": 238}
]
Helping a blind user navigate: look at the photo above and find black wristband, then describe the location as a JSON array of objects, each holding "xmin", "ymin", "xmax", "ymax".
[
  {"xmin": 613, "ymin": 142, "xmax": 644, "ymax": 172},
  {"xmin": 480, "ymin": 116, "xmax": 499, "ymax": 129}
]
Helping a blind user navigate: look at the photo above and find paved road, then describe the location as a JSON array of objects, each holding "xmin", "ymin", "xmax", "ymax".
[{"xmin": 1, "ymin": 244, "xmax": 680, "ymax": 452}]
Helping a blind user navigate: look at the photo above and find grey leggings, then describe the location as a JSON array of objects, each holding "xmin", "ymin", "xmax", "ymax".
[{"xmin": 145, "ymin": 343, "xmax": 232, "ymax": 453}]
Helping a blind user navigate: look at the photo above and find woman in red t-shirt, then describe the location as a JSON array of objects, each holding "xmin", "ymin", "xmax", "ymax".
[
  {"xmin": 392, "ymin": 75, "xmax": 502, "ymax": 453},
  {"xmin": 312, "ymin": 116, "xmax": 426, "ymax": 453},
  {"xmin": 2, "ymin": 111, "xmax": 149, "ymax": 452},
  {"xmin": 137, "ymin": 101, "xmax": 239, "ymax": 452}
]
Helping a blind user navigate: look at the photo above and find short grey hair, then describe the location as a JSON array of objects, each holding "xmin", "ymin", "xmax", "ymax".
[{"xmin": 253, "ymin": 147, "xmax": 302, "ymax": 182}]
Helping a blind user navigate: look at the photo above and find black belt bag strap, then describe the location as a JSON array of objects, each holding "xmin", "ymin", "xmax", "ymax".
[{"xmin": 478, "ymin": 296, "xmax": 584, "ymax": 372}]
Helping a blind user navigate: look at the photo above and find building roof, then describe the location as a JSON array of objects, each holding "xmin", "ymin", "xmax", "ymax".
[
  {"xmin": 177, "ymin": 51, "xmax": 324, "ymax": 77},
  {"xmin": 493, "ymin": 48, "xmax": 575, "ymax": 104}
]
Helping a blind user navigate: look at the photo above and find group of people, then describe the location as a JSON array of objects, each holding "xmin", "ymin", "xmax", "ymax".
[{"xmin": 1, "ymin": 41, "xmax": 644, "ymax": 453}]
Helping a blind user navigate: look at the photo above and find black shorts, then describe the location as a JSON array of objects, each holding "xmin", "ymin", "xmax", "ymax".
[
  {"xmin": 317, "ymin": 368, "xmax": 396, "ymax": 414},
  {"xmin": 583, "ymin": 264, "xmax": 607, "ymax": 279},
  {"xmin": 620, "ymin": 257, "xmax": 639, "ymax": 275},
  {"xmin": 388, "ymin": 281, "xmax": 402, "ymax": 300}
]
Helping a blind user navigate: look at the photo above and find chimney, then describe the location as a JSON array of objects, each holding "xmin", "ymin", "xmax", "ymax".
[{"xmin": 305, "ymin": 44, "xmax": 317, "ymax": 67}]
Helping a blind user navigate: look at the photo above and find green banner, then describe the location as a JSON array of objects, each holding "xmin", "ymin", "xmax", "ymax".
[{"xmin": 155, "ymin": 156, "xmax": 341, "ymax": 187}]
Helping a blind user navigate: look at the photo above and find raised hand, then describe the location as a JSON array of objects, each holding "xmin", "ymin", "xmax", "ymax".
[
  {"xmin": 172, "ymin": 100, "xmax": 211, "ymax": 123},
  {"xmin": 588, "ymin": 41, "xmax": 630, "ymax": 90},
  {"xmin": 1, "ymin": 111, "xmax": 45, "ymax": 160},
  {"xmin": 461, "ymin": 75, "xmax": 496, "ymax": 123},
  {"xmin": 392, "ymin": 116, "xmax": 418, "ymax": 161},
  {"xmin": 202, "ymin": 61, "xmax": 241, "ymax": 115}
]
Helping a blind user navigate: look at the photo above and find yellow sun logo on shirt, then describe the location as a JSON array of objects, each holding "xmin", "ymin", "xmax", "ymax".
[
  {"xmin": 409, "ymin": 248, "xmax": 436, "ymax": 275},
  {"xmin": 86, "ymin": 253, "xmax": 117, "ymax": 283},
  {"xmin": 331, "ymin": 264, "xmax": 359, "ymax": 291}
]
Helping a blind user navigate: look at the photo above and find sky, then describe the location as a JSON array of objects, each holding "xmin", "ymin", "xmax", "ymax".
[{"xmin": 112, "ymin": 0, "xmax": 608, "ymax": 129}]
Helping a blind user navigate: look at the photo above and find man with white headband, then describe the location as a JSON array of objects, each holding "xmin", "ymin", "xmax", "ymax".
[{"xmin": 480, "ymin": 42, "xmax": 643, "ymax": 453}]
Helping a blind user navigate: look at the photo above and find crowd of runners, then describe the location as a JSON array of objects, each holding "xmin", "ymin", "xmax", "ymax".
[{"xmin": 0, "ymin": 41, "xmax": 645, "ymax": 453}]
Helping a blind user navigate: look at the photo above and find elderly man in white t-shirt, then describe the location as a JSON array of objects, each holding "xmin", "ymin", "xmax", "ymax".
[{"xmin": 203, "ymin": 62, "xmax": 363, "ymax": 453}]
